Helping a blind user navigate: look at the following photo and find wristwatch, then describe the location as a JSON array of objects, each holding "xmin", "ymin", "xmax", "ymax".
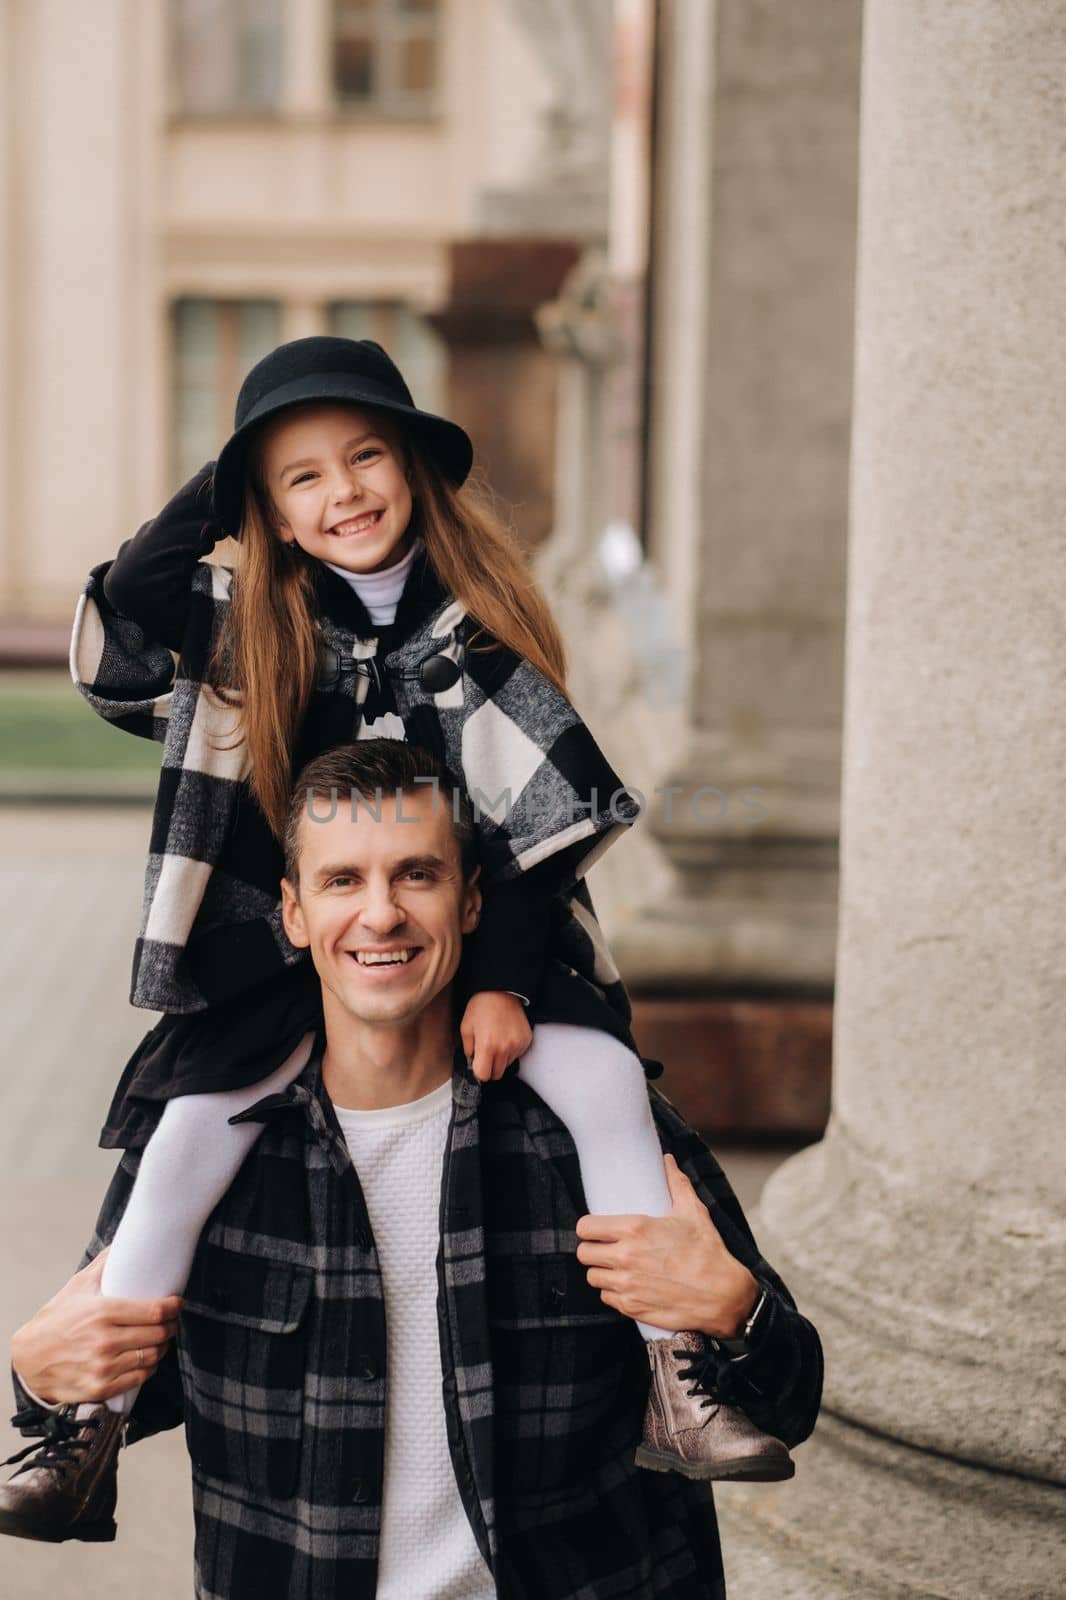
[{"xmin": 707, "ymin": 1282, "xmax": 771, "ymax": 1360}]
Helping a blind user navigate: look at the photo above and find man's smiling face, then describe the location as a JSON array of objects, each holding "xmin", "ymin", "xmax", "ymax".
[{"xmin": 281, "ymin": 784, "xmax": 481, "ymax": 1029}]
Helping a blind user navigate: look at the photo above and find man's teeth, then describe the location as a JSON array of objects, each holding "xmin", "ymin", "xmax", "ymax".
[{"xmin": 355, "ymin": 950, "xmax": 416, "ymax": 966}]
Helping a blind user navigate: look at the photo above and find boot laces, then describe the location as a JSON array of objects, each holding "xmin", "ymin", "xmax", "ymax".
[
  {"xmin": 672, "ymin": 1348, "xmax": 722, "ymax": 1411},
  {"xmin": 3, "ymin": 1407, "xmax": 100, "ymax": 1479}
]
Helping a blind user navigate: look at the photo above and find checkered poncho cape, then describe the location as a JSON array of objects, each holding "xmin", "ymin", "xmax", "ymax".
[{"xmin": 69, "ymin": 549, "xmax": 641, "ymax": 1021}]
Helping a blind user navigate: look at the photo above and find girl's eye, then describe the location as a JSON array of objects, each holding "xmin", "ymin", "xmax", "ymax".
[{"xmin": 290, "ymin": 450, "xmax": 376, "ymax": 484}]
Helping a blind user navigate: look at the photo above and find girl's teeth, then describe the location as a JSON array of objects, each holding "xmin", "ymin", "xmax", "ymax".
[{"xmin": 335, "ymin": 512, "xmax": 380, "ymax": 534}]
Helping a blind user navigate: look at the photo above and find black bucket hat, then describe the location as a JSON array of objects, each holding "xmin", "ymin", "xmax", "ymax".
[{"xmin": 211, "ymin": 336, "xmax": 474, "ymax": 534}]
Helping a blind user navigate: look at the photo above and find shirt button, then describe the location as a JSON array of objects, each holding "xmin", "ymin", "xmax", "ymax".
[
  {"xmin": 350, "ymin": 1477, "xmax": 370, "ymax": 1504},
  {"xmin": 546, "ymin": 1284, "xmax": 567, "ymax": 1309},
  {"xmin": 354, "ymin": 1355, "xmax": 379, "ymax": 1381}
]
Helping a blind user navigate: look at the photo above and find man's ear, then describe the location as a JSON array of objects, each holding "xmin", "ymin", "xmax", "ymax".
[
  {"xmin": 281, "ymin": 877, "xmax": 309, "ymax": 947},
  {"xmin": 461, "ymin": 865, "xmax": 482, "ymax": 934}
]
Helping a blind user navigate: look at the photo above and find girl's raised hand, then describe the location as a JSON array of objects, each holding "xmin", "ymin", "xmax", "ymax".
[{"xmin": 460, "ymin": 992, "xmax": 533, "ymax": 1083}]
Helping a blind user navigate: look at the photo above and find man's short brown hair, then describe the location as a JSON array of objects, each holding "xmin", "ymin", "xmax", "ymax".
[{"xmin": 283, "ymin": 740, "xmax": 477, "ymax": 884}]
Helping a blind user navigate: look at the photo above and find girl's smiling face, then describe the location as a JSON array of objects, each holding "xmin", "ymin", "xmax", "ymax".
[{"xmin": 259, "ymin": 401, "xmax": 415, "ymax": 573}]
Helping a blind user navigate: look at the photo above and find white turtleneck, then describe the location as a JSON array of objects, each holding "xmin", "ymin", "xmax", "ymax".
[{"xmin": 324, "ymin": 537, "xmax": 423, "ymax": 627}]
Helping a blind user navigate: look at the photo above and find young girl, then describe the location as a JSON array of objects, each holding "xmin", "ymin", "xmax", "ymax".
[{"xmin": 3, "ymin": 338, "xmax": 791, "ymax": 1540}]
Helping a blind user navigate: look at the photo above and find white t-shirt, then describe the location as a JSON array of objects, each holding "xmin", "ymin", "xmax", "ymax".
[{"xmin": 333, "ymin": 1082, "xmax": 495, "ymax": 1600}]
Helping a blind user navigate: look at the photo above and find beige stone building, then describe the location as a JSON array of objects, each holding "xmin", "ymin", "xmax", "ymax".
[{"xmin": 0, "ymin": 0, "xmax": 610, "ymax": 629}]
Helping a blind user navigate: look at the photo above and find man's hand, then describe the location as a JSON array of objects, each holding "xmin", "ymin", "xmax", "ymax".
[
  {"xmin": 10, "ymin": 1249, "xmax": 182, "ymax": 1406},
  {"xmin": 459, "ymin": 991, "xmax": 533, "ymax": 1082},
  {"xmin": 575, "ymin": 1154, "xmax": 759, "ymax": 1336}
]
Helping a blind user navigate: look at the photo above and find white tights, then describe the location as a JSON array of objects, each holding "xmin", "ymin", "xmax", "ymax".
[
  {"xmin": 98, "ymin": 1034, "xmax": 316, "ymax": 1414},
  {"xmin": 99, "ymin": 1022, "xmax": 671, "ymax": 1415}
]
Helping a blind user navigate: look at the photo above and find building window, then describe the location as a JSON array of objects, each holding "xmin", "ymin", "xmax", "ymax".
[
  {"xmin": 329, "ymin": 301, "xmax": 446, "ymax": 415},
  {"xmin": 332, "ymin": 0, "xmax": 441, "ymax": 113},
  {"xmin": 171, "ymin": 0, "xmax": 284, "ymax": 116},
  {"xmin": 172, "ymin": 299, "xmax": 280, "ymax": 485}
]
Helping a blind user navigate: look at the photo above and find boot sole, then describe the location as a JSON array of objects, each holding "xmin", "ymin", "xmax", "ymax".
[
  {"xmin": 635, "ymin": 1444, "xmax": 795, "ymax": 1482},
  {"xmin": 0, "ymin": 1510, "xmax": 116, "ymax": 1543}
]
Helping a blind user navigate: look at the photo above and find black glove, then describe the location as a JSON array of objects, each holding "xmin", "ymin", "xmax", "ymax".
[{"xmin": 102, "ymin": 462, "xmax": 220, "ymax": 650}]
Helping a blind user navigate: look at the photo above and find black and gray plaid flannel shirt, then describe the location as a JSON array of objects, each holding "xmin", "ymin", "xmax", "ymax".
[{"xmin": 16, "ymin": 1039, "xmax": 821, "ymax": 1599}]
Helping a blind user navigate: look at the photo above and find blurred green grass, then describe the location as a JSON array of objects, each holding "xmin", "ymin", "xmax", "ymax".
[{"xmin": 0, "ymin": 670, "xmax": 160, "ymax": 797}]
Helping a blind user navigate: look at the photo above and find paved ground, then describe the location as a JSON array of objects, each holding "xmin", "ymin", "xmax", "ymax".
[
  {"xmin": 0, "ymin": 805, "xmax": 193, "ymax": 1596},
  {"xmin": 0, "ymin": 804, "xmax": 793, "ymax": 1598}
]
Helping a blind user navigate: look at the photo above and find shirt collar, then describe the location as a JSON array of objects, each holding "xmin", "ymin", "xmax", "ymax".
[{"xmin": 230, "ymin": 1025, "xmax": 482, "ymax": 1133}]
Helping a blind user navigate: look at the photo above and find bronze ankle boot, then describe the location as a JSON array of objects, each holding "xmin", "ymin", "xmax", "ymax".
[
  {"xmin": 0, "ymin": 1404, "xmax": 123, "ymax": 1542},
  {"xmin": 635, "ymin": 1330, "xmax": 795, "ymax": 1482}
]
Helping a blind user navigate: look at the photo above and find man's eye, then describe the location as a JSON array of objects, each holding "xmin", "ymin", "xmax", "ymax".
[{"xmin": 405, "ymin": 869, "xmax": 432, "ymax": 882}]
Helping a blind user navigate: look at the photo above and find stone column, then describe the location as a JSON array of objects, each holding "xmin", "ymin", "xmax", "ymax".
[
  {"xmin": 430, "ymin": 239, "xmax": 580, "ymax": 551},
  {"xmin": 0, "ymin": 0, "xmax": 163, "ymax": 620},
  {"xmin": 610, "ymin": 0, "xmax": 862, "ymax": 993},
  {"xmin": 283, "ymin": 0, "xmax": 329, "ymax": 117},
  {"xmin": 716, "ymin": 3, "xmax": 1066, "ymax": 1594},
  {"xmin": 534, "ymin": 2, "xmax": 860, "ymax": 1133},
  {"xmin": 478, "ymin": 0, "xmax": 612, "ymax": 239},
  {"xmin": 281, "ymin": 298, "xmax": 325, "ymax": 344},
  {"xmin": 0, "ymin": 0, "xmax": 16, "ymax": 615}
]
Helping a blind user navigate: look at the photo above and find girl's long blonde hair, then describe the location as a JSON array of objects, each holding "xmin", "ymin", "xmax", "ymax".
[{"xmin": 208, "ymin": 416, "xmax": 569, "ymax": 840}]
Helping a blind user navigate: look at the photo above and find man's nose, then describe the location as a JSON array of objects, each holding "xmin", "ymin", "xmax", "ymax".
[{"xmin": 357, "ymin": 882, "xmax": 405, "ymax": 935}]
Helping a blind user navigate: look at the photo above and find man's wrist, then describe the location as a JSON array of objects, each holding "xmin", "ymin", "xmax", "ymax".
[
  {"xmin": 11, "ymin": 1321, "xmax": 67, "ymax": 1409},
  {"xmin": 700, "ymin": 1268, "xmax": 760, "ymax": 1341},
  {"xmin": 11, "ymin": 1325, "xmax": 65, "ymax": 1410},
  {"xmin": 729, "ymin": 1274, "xmax": 762, "ymax": 1338},
  {"xmin": 706, "ymin": 1278, "xmax": 773, "ymax": 1360},
  {"xmin": 11, "ymin": 1329, "xmax": 40, "ymax": 1397},
  {"xmin": 13, "ymin": 1366, "xmax": 65, "ymax": 1413}
]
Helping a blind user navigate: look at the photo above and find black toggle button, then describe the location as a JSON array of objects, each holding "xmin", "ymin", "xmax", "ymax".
[
  {"xmin": 546, "ymin": 1284, "xmax": 567, "ymax": 1308},
  {"xmin": 349, "ymin": 1477, "xmax": 370, "ymax": 1504},
  {"xmin": 418, "ymin": 653, "xmax": 462, "ymax": 694},
  {"xmin": 354, "ymin": 1355, "xmax": 380, "ymax": 1382}
]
